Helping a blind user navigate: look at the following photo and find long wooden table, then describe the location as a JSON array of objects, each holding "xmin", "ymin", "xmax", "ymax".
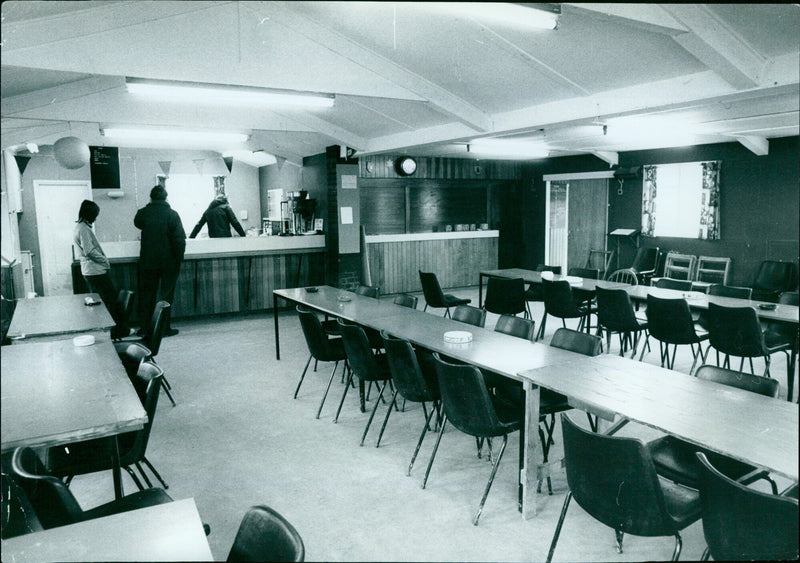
[
  {"xmin": 1, "ymin": 337, "xmax": 147, "ymax": 499},
  {"xmin": 0, "ymin": 498, "xmax": 213, "ymax": 562},
  {"xmin": 7, "ymin": 293, "xmax": 115, "ymax": 341}
]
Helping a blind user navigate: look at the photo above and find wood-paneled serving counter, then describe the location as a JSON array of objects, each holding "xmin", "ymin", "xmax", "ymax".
[
  {"xmin": 72, "ymin": 236, "xmax": 325, "ymax": 321},
  {"xmin": 365, "ymin": 231, "xmax": 498, "ymax": 294}
]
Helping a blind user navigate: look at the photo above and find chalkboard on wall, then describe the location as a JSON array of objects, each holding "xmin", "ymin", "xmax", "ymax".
[{"xmin": 89, "ymin": 146, "xmax": 121, "ymax": 190}]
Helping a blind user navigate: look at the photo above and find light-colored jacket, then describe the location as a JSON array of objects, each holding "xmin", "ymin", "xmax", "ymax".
[{"xmin": 74, "ymin": 221, "xmax": 110, "ymax": 276}]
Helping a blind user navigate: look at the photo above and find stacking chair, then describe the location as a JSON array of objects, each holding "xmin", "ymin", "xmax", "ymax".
[
  {"xmin": 10, "ymin": 447, "xmax": 172, "ymax": 531},
  {"xmin": 424, "ymin": 353, "xmax": 521, "ymax": 525},
  {"xmin": 451, "ymin": 304, "xmax": 486, "ymax": 327},
  {"xmin": 295, "ymin": 306, "xmax": 348, "ymax": 419},
  {"xmin": 595, "ymin": 287, "xmax": 649, "ymax": 358},
  {"xmin": 227, "ymin": 505, "xmax": 305, "ymax": 562},
  {"xmin": 537, "ymin": 278, "xmax": 592, "ymax": 341},
  {"xmin": 662, "ymin": 252, "xmax": 697, "ymax": 281},
  {"xmin": 692, "ymin": 255, "xmax": 731, "ymax": 292},
  {"xmin": 695, "ymin": 284, "xmax": 753, "ymax": 330},
  {"xmin": 605, "ymin": 268, "xmax": 639, "ymax": 285},
  {"xmin": 654, "ymin": 278, "xmax": 693, "ymax": 291},
  {"xmin": 483, "ymin": 315, "xmax": 535, "ymax": 395},
  {"xmin": 642, "ymin": 295, "xmax": 709, "ymax": 373},
  {"xmin": 763, "ymin": 290, "xmax": 799, "ymax": 401},
  {"xmin": 523, "ymin": 265, "xmax": 561, "ymax": 317},
  {"xmin": 392, "ymin": 294, "xmax": 418, "ymax": 309},
  {"xmin": 483, "ymin": 277, "xmax": 528, "ymax": 318},
  {"xmin": 647, "ymin": 365, "xmax": 779, "ymax": 494},
  {"xmin": 322, "ymin": 285, "xmax": 381, "ymax": 345},
  {"xmin": 549, "ymin": 328, "xmax": 603, "ymax": 432},
  {"xmin": 630, "ymin": 247, "xmax": 659, "ymax": 285},
  {"xmin": 695, "ymin": 452, "xmax": 798, "ymax": 562},
  {"xmin": 706, "ymin": 302, "xmax": 791, "ymax": 379},
  {"xmin": 46, "ymin": 361, "xmax": 169, "ymax": 491},
  {"xmin": 1, "ymin": 471, "xmax": 43, "ymax": 538},
  {"xmin": 750, "ymin": 260, "xmax": 797, "ymax": 303},
  {"xmin": 110, "ymin": 289, "xmax": 134, "ymax": 341},
  {"xmin": 335, "ymin": 320, "xmax": 394, "ymax": 446},
  {"xmin": 419, "ymin": 271, "xmax": 470, "ymax": 317},
  {"xmin": 380, "ymin": 332, "xmax": 441, "ymax": 474},
  {"xmin": 546, "ymin": 414, "xmax": 701, "ymax": 563}
]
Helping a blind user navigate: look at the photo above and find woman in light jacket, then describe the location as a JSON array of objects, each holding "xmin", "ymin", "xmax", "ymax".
[{"xmin": 74, "ymin": 200, "xmax": 128, "ymax": 338}]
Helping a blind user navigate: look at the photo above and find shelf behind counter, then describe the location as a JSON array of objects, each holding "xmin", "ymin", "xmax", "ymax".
[{"xmin": 72, "ymin": 236, "xmax": 326, "ymax": 321}]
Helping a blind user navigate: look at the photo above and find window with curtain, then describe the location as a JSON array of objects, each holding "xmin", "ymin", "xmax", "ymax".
[{"xmin": 641, "ymin": 161, "xmax": 721, "ymax": 240}]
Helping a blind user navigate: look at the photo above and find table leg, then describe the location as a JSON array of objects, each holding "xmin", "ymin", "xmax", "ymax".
[
  {"xmin": 479, "ymin": 274, "xmax": 485, "ymax": 308},
  {"xmin": 274, "ymin": 293, "xmax": 281, "ymax": 360},
  {"xmin": 521, "ymin": 381, "xmax": 542, "ymax": 519},
  {"xmin": 112, "ymin": 436, "xmax": 124, "ymax": 499}
]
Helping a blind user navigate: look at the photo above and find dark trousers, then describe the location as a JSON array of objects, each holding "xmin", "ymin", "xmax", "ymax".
[
  {"xmin": 84, "ymin": 272, "xmax": 128, "ymax": 338},
  {"xmin": 137, "ymin": 265, "xmax": 180, "ymax": 330}
]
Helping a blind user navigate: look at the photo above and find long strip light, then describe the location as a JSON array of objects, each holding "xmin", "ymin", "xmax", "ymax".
[
  {"xmin": 469, "ymin": 138, "xmax": 550, "ymax": 159},
  {"xmin": 421, "ymin": 2, "xmax": 559, "ymax": 30},
  {"xmin": 126, "ymin": 78, "xmax": 335, "ymax": 108},
  {"xmin": 102, "ymin": 127, "xmax": 249, "ymax": 145}
]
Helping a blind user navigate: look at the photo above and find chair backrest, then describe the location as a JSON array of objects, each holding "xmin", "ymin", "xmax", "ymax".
[
  {"xmin": 752, "ymin": 260, "xmax": 797, "ymax": 293},
  {"xmin": 695, "ymin": 256, "xmax": 731, "ymax": 285},
  {"xmin": 1, "ymin": 472, "xmax": 43, "ymax": 538},
  {"xmin": 227, "ymin": 505, "xmax": 305, "ymax": 562},
  {"xmin": 296, "ymin": 306, "xmax": 338, "ymax": 362},
  {"xmin": 708, "ymin": 284, "xmax": 752, "ymax": 299},
  {"xmin": 560, "ymin": 414, "xmax": 677, "ymax": 537},
  {"xmin": 381, "ymin": 331, "xmax": 438, "ymax": 402},
  {"xmin": 494, "ymin": 314, "xmax": 535, "ymax": 341},
  {"xmin": 122, "ymin": 361, "xmax": 164, "ymax": 464},
  {"xmin": 338, "ymin": 319, "xmax": 381, "ymax": 382},
  {"xmin": 694, "ymin": 365, "xmax": 779, "ymax": 398},
  {"xmin": 143, "ymin": 301, "xmax": 170, "ymax": 357},
  {"xmin": 536, "ymin": 264, "xmax": 562, "ymax": 275},
  {"xmin": 117, "ymin": 289, "xmax": 135, "ymax": 323},
  {"xmin": 483, "ymin": 277, "xmax": 526, "ymax": 315},
  {"xmin": 645, "ymin": 295, "xmax": 701, "ymax": 344},
  {"xmin": 418, "ymin": 271, "xmax": 447, "ymax": 308},
  {"xmin": 116, "ymin": 341, "xmax": 152, "ymax": 379},
  {"xmin": 451, "ymin": 305, "xmax": 486, "ymax": 327},
  {"xmin": 695, "ymin": 452, "xmax": 798, "ymax": 561},
  {"xmin": 549, "ymin": 328, "xmax": 602, "ymax": 356},
  {"xmin": 778, "ymin": 290, "xmax": 799, "ymax": 306},
  {"xmin": 431, "ymin": 353, "xmax": 510, "ymax": 438},
  {"xmin": 10, "ymin": 447, "xmax": 84, "ymax": 529},
  {"xmin": 567, "ymin": 267, "xmax": 600, "ymax": 280},
  {"xmin": 663, "ymin": 252, "xmax": 697, "ymax": 281},
  {"xmin": 630, "ymin": 247, "xmax": 659, "ymax": 274},
  {"xmin": 355, "ymin": 285, "xmax": 380, "ymax": 299},
  {"xmin": 654, "ymin": 278, "xmax": 693, "ymax": 291},
  {"xmin": 393, "ymin": 294, "xmax": 418, "ymax": 309},
  {"xmin": 605, "ymin": 268, "xmax": 639, "ymax": 285},
  {"xmin": 595, "ymin": 287, "xmax": 639, "ymax": 331},
  {"xmin": 542, "ymin": 279, "xmax": 583, "ymax": 318},
  {"xmin": 706, "ymin": 303, "xmax": 766, "ymax": 358}
]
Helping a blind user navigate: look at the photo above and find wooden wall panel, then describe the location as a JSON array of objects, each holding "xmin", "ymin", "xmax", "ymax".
[
  {"xmin": 195, "ymin": 257, "xmax": 240, "ymax": 315},
  {"xmin": 359, "ymin": 155, "xmax": 522, "ymax": 180},
  {"xmin": 360, "ymin": 187, "xmax": 405, "ymax": 235},
  {"xmin": 408, "ymin": 185, "xmax": 487, "ymax": 232}
]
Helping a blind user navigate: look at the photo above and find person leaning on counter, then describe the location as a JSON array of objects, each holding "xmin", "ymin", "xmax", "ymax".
[{"xmin": 189, "ymin": 194, "xmax": 246, "ymax": 238}]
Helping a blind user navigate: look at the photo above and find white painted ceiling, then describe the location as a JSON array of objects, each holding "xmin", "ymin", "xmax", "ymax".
[{"xmin": 1, "ymin": 1, "xmax": 798, "ymax": 165}]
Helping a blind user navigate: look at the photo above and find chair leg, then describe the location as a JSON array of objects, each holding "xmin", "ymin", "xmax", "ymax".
[
  {"xmin": 537, "ymin": 312, "xmax": 547, "ymax": 341},
  {"xmin": 546, "ymin": 490, "xmax": 572, "ymax": 563},
  {"xmin": 161, "ymin": 384, "xmax": 177, "ymax": 407},
  {"xmin": 361, "ymin": 382, "xmax": 387, "ymax": 446},
  {"xmin": 670, "ymin": 532, "xmax": 683, "ymax": 561},
  {"xmin": 334, "ymin": 370, "xmax": 354, "ymax": 423},
  {"xmin": 473, "ymin": 434, "xmax": 508, "ymax": 526},
  {"xmin": 316, "ymin": 361, "xmax": 340, "ymax": 419},
  {"xmin": 141, "ymin": 456, "xmax": 168, "ymax": 489},
  {"xmin": 294, "ymin": 355, "xmax": 313, "ymax": 399},
  {"xmin": 134, "ymin": 461, "xmax": 154, "ymax": 488},
  {"xmin": 615, "ymin": 528, "xmax": 625, "ymax": 553},
  {"xmin": 376, "ymin": 390, "xmax": 398, "ymax": 448},
  {"xmin": 444, "ymin": 307, "xmax": 451, "ymax": 318},
  {"xmin": 700, "ymin": 546, "xmax": 710, "ymax": 561},
  {"xmin": 422, "ymin": 415, "xmax": 448, "ymax": 489},
  {"xmin": 408, "ymin": 406, "xmax": 437, "ymax": 476},
  {"xmin": 123, "ymin": 465, "xmax": 145, "ymax": 491}
]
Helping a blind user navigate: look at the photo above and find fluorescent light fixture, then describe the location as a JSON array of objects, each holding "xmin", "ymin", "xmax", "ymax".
[
  {"xmin": 469, "ymin": 138, "xmax": 550, "ymax": 159},
  {"xmin": 421, "ymin": 2, "xmax": 559, "ymax": 30},
  {"xmin": 126, "ymin": 78, "xmax": 335, "ymax": 108},
  {"xmin": 102, "ymin": 127, "xmax": 249, "ymax": 145}
]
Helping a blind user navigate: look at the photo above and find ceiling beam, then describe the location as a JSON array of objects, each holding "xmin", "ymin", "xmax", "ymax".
[
  {"xmin": 590, "ymin": 151, "xmax": 619, "ymax": 167},
  {"xmin": 563, "ymin": 4, "xmax": 687, "ymax": 34},
  {"xmin": 735, "ymin": 136, "xmax": 769, "ymax": 156},
  {"xmin": 661, "ymin": 5, "xmax": 766, "ymax": 90},
  {"xmin": 248, "ymin": 2, "xmax": 493, "ymax": 133}
]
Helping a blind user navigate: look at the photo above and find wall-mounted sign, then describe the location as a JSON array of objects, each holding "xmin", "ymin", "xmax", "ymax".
[{"xmin": 89, "ymin": 146, "xmax": 121, "ymax": 190}]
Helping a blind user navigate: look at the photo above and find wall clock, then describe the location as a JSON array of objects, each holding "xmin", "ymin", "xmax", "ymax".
[{"xmin": 395, "ymin": 156, "xmax": 417, "ymax": 176}]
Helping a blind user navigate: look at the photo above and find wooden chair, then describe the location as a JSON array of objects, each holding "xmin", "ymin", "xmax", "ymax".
[
  {"xmin": 662, "ymin": 252, "xmax": 697, "ymax": 281},
  {"xmin": 692, "ymin": 256, "xmax": 731, "ymax": 292}
]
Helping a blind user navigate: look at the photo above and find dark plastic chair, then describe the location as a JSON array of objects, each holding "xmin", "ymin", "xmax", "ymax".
[
  {"xmin": 393, "ymin": 294, "xmax": 418, "ymax": 309},
  {"xmin": 1, "ymin": 471, "xmax": 43, "ymax": 539},
  {"xmin": 451, "ymin": 304, "xmax": 486, "ymax": 327},
  {"xmin": 537, "ymin": 278, "xmax": 592, "ymax": 341},
  {"xmin": 595, "ymin": 287, "xmax": 649, "ymax": 358},
  {"xmin": 630, "ymin": 247, "xmax": 659, "ymax": 285},
  {"xmin": 10, "ymin": 447, "xmax": 172, "ymax": 531},
  {"xmin": 546, "ymin": 414, "xmax": 701, "ymax": 563},
  {"xmin": 110, "ymin": 289, "xmax": 134, "ymax": 341},
  {"xmin": 424, "ymin": 353, "xmax": 521, "ymax": 525},
  {"xmin": 642, "ymin": 295, "xmax": 709, "ymax": 373},
  {"xmin": 647, "ymin": 365, "xmax": 779, "ymax": 494},
  {"xmin": 523, "ymin": 265, "xmax": 561, "ymax": 317},
  {"xmin": 750, "ymin": 260, "xmax": 797, "ymax": 303},
  {"xmin": 654, "ymin": 278, "xmax": 693, "ymax": 291},
  {"xmin": 695, "ymin": 452, "xmax": 798, "ymax": 561},
  {"xmin": 295, "ymin": 306, "xmax": 348, "ymax": 419},
  {"xmin": 335, "ymin": 320, "xmax": 393, "ymax": 446},
  {"xmin": 483, "ymin": 277, "xmax": 528, "ymax": 318},
  {"xmin": 706, "ymin": 302, "xmax": 791, "ymax": 379},
  {"xmin": 695, "ymin": 284, "xmax": 753, "ymax": 330},
  {"xmin": 482, "ymin": 315, "xmax": 535, "ymax": 400},
  {"xmin": 494, "ymin": 314, "xmax": 536, "ymax": 341},
  {"xmin": 322, "ymin": 285, "xmax": 380, "ymax": 339},
  {"xmin": 227, "ymin": 505, "xmax": 305, "ymax": 562},
  {"xmin": 549, "ymin": 328, "xmax": 604, "ymax": 432},
  {"xmin": 568, "ymin": 267, "xmax": 599, "ymax": 321},
  {"xmin": 763, "ymin": 291, "xmax": 799, "ymax": 401},
  {"xmin": 419, "ymin": 271, "xmax": 470, "ymax": 317},
  {"xmin": 380, "ymin": 332, "xmax": 441, "ymax": 474},
  {"xmin": 47, "ymin": 361, "xmax": 169, "ymax": 491}
]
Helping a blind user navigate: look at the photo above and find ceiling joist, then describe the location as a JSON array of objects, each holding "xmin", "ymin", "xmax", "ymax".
[{"xmin": 735, "ymin": 135, "xmax": 769, "ymax": 156}]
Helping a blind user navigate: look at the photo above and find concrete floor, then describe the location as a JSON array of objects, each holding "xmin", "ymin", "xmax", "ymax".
[{"xmin": 67, "ymin": 286, "xmax": 795, "ymax": 562}]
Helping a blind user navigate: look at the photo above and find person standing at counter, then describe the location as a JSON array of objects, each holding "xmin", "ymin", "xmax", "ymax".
[
  {"xmin": 188, "ymin": 194, "xmax": 246, "ymax": 238},
  {"xmin": 134, "ymin": 185, "xmax": 185, "ymax": 337},
  {"xmin": 74, "ymin": 200, "xmax": 129, "ymax": 339}
]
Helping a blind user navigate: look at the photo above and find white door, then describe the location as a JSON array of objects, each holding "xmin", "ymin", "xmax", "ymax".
[{"xmin": 34, "ymin": 180, "xmax": 92, "ymax": 296}]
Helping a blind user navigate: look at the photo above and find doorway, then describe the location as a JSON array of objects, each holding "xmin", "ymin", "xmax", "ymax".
[{"xmin": 34, "ymin": 180, "xmax": 92, "ymax": 296}]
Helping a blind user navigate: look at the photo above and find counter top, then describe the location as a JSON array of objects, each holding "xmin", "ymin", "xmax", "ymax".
[
  {"xmin": 82, "ymin": 235, "xmax": 325, "ymax": 261},
  {"xmin": 366, "ymin": 230, "xmax": 498, "ymax": 243}
]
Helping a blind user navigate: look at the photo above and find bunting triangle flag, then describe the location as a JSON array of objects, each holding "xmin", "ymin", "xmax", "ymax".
[
  {"xmin": 13, "ymin": 155, "xmax": 31, "ymax": 175},
  {"xmin": 223, "ymin": 156, "xmax": 234, "ymax": 174},
  {"xmin": 275, "ymin": 156, "xmax": 286, "ymax": 170},
  {"xmin": 158, "ymin": 161, "xmax": 171, "ymax": 176}
]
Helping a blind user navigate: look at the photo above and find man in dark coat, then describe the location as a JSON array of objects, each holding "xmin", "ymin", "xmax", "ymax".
[
  {"xmin": 189, "ymin": 194, "xmax": 246, "ymax": 238},
  {"xmin": 134, "ymin": 185, "xmax": 186, "ymax": 336}
]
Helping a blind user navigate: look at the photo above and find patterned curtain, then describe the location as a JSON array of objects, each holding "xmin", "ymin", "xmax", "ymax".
[
  {"xmin": 641, "ymin": 165, "xmax": 657, "ymax": 236},
  {"xmin": 213, "ymin": 176, "xmax": 226, "ymax": 197},
  {"xmin": 699, "ymin": 161, "xmax": 721, "ymax": 240}
]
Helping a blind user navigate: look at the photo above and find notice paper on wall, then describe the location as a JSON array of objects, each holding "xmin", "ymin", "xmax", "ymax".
[
  {"xmin": 340, "ymin": 206, "xmax": 353, "ymax": 224},
  {"xmin": 341, "ymin": 175, "xmax": 357, "ymax": 189}
]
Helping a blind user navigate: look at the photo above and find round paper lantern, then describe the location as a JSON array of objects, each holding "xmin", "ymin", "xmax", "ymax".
[{"xmin": 53, "ymin": 136, "xmax": 90, "ymax": 169}]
